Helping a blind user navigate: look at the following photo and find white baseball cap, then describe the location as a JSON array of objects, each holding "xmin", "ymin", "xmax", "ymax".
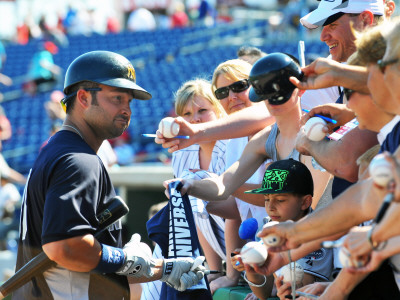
[{"xmin": 300, "ymin": 0, "xmax": 384, "ymax": 29}]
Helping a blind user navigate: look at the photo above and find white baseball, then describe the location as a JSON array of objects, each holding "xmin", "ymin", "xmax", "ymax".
[
  {"xmin": 369, "ymin": 153, "xmax": 393, "ymax": 187},
  {"xmin": 304, "ymin": 117, "xmax": 327, "ymax": 142},
  {"xmin": 338, "ymin": 247, "xmax": 366, "ymax": 268},
  {"xmin": 158, "ymin": 117, "xmax": 180, "ymax": 138},
  {"xmin": 240, "ymin": 241, "xmax": 268, "ymax": 266},
  {"xmin": 281, "ymin": 262, "xmax": 304, "ymax": 283},
  {"xmin": 261, "ymin": 221, "xmax": 282, "ymax": 247}
]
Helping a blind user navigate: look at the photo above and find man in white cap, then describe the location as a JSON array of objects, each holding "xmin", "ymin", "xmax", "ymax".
[
  {"xmin": 295, "ymin": 0, "xmax": 385, "ymax": 215},
  {"xmin": 301, "ymin": 0, "xmax": 384, "ymax": 63}
]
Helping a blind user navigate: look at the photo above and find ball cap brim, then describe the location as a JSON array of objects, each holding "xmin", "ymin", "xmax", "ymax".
[
  {"xmin": 300, "ymin": 0, "xmax": 384, "ymax": 29},
  {"xmin": 245, "ymin": 159, "xmax": 314, "ymax": 196}
]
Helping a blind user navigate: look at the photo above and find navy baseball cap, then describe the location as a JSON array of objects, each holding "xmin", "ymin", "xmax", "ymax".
[{"xmin": 245, "ymin": 159, "xmax": 314, "ymax": 196}]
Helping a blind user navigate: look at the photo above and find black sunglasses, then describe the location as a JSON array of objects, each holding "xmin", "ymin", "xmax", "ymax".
[
  {"xmin": 343, "ymin": 88, "xmax": 354, "ymax": 100},
  {"xmin": 214, "ymin": 79, "xmax": 250, "ymax": 100},
  {"xmin": 377, "ymin": 58, "xmax": 399, "ymax": 73}
]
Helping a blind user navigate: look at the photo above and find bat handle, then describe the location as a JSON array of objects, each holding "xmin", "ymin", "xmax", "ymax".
[{"xmin": 0, "ymin": 252, "xmax": 55, "ymax": 298}]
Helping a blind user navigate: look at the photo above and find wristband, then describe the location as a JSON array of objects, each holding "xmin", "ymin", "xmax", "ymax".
[
  {"xmin": 93, "ymin": 243, "xmax": 125, "ymax": 273},
  {"xmin": 367, "ymin": 224, "xmax": 387, "ymax": 251},
  {"xmin": 243, "ymin": 272, "xmax": 266, "ymax": 287}
]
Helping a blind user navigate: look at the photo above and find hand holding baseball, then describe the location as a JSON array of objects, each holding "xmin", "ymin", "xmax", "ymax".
[
  {"xmin": 369, "ymin": 153, "xmax": 393, "ymax": 187},
  {"xmin": 257, "ymin": 220, "xmax": 299, "ymax": 252},
  {"xmin": 159, "ymin": 117, "xmax": 180, "ymax": 138},
  {"xmin": 155, "ymin": 117, "xmax": 198, "ymax": 153},
  {"xmin": 240, "ymin": 241, "xmax": 268, "ymax": 266},
  {"xmin": 303, "ymin": 117, "xmax": 327, "ymax": 142},
  {"xmin": 301, "ymin": 103, "xmax": 354, "ymax": 132},
  {"xmin": 260, "ymin": 221, "xmax": 282, "ymax": 247}
]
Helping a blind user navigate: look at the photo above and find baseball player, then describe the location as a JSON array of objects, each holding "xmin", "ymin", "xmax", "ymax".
[{"xmin": 13, "ymin": 51, "xmax": 205, "ymax": 300}]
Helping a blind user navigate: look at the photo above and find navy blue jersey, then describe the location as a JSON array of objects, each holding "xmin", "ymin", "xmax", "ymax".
[
  {"xmin": 14, "ymin": 131, "xmax": 128, "ymax": 299},
  {"xmin": 380, "ymin": 120, "xmax": 400, "ymax": 154}
]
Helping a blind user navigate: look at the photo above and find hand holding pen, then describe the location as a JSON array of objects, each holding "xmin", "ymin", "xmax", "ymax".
[{"xmin": 300, "ymin": 103, "xmax": 355, "ymax": 134}]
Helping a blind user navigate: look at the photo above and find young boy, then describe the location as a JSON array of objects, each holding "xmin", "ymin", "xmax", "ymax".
[{"xmin": 232, "ymin": 159, "xmax": 333, "ymax": 300}]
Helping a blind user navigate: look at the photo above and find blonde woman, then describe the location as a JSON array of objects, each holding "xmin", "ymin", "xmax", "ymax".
[
  {"xmin": 141, "ymin": 78, "xmax": 229, "ymax": 299},
  {"xmin": 206, "ymin": 59, "xmax": 270, "ymax": 295}
]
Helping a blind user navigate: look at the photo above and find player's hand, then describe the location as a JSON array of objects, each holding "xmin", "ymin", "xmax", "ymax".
[
  {"xmin": 256, "ymin": 220, "xmax": 299, "ymax": 252},
  {"xmin": 301, "ymin": 103, "xmax": 355, "ymax": 134},
  {"xmin": 116, "ymin": 234, "xmax": 155, "ymax": 278},
  {"xmin": 161, "ymin": 257, "xmax": 205, "ymax": 292},
  {"xmin": 155, "ymin": 117, "xmax": 199, "ymax": 153},
  {"xmin": 231, "ymin": 250, "xmax": 246, "ymax": 272},
  {"xmin": 289, "ymin": 58, "xmax": 342, "ymax": 90},
  {"xmin": 163, "ymin": 178, "xmax": 194, "ymax": 199}
]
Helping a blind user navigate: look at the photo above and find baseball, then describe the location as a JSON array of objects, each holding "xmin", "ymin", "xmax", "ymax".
[
  {"xmin": 304, "ymin": 117, "xmax": 327, "ymax": 142},
  {"xmin": 281, "ymin": 262, "xmax": 304, "ymax": 284},
  {"xmin": 369, "ymin": 153, "xmax": 393, "ymax": 187},
  {"xmin": 240, "ymin": 241, "xmax": 268, "ymax": 266},
  {"xmin": 158, "ymin": 117, "xmax": 180, "ymax": 138},
  {"xmin": 338, "ymin": 247, "xmax": 366, "ymax": 268},
  {"xmin": 261, "ymin": 221, "xmax": 282, "ymax": 247}
]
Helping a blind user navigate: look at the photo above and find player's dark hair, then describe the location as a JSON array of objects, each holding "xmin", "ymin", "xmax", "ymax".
[{"xmin": 65, "ymin": 81, "xmax": 100, "ymax": 113}]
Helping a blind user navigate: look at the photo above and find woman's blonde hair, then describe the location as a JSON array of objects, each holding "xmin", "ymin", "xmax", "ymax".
[
  {"xmin": 385, "ymin": 16, "xmax": 400, "ymax": 60},
  {"xmin": 211, "ymin": 59, "xmax": 252, "ymax": 94},
  {"xmin": 350, "ymin": 22, "xmax": 387, "ymax": 66},
  {"xmin": 174, "ymin": 78, "xmax": 226, "ymax": 119}
]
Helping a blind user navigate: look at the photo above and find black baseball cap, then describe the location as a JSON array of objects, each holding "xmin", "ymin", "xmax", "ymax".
[{"xmin": 245, "ymin": 159, "xmax": 314, "ymax": 196}]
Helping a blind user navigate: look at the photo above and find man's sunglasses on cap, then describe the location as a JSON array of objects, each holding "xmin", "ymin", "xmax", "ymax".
[{"xmin": 214, "ymin": 79, "xmax": 250, "ymax": 100}]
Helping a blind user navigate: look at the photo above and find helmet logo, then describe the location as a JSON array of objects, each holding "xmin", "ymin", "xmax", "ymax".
[
  {"xmin": 272, "ymin": 83, "xmax": 280, "ymax": 91},
  {"xmin": 127, "ymin": 64, "xmax": 136, "ymax": 81}
]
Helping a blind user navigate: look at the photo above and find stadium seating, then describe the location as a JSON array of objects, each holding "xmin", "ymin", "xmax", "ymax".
[{"xmin": 0, "ymin": 21, "xmax": 328, "ymax": 174}]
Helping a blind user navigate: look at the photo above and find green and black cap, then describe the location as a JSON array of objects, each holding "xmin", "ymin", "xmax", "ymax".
[{"xmin": 245, "ymin": 159, "xmax": 313, "ymax": 196}]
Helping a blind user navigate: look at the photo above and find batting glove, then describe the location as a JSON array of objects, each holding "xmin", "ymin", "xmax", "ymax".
[
  {"xmin": 161, "ymin": 257, "xmax": 206, "ymax": 291},
  {"xmin": 116, "ymin": 234, "xmax": 155, "ymax": 278}
]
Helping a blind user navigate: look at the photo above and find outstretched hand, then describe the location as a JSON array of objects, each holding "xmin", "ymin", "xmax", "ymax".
[
  {"xmin": 301, "ymin": 103, "xmax": 355, "ymax": 134},
  {"xmin": 289, "ymin": 58, "xmax": 342, "ymax": 91},
  {"xmin": 155, "ymin": 117, "xmax": 199, "ymax": 153},
  {"xmin": 256, "ymin": 220, "xmax": 300, "ymax": 253}
]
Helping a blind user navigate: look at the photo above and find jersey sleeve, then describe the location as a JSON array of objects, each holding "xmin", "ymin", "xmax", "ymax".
[{"xmin": 41, "ymin": 152, "xmax": 104, "ymax": 244}]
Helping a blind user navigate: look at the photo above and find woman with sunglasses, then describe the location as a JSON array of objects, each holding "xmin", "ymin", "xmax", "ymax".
[{"xmin": 204, "ymin": 59, "xmax": 270, "ymax": 296}]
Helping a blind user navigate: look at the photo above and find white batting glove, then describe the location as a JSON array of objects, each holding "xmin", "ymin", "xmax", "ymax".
[
  {"xmin": 116, "ymin": 234, "xmax": 155, "ymax": 278},
  {"xmin": 161, "ymin": 256, "xmax": 206, "ymax": 291}
]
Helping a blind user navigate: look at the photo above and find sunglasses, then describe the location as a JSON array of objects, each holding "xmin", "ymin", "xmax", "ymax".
[
  {"xmin": 214, "ymin": 79, "xmax": 250, "ymax": 100},
  {"xmin": 377, "ymin": 58, "xmax": 399, "ymax": 73},
  {"xmin": 343, "ymin": 88, "xmax": 354, "ymax": 100}
]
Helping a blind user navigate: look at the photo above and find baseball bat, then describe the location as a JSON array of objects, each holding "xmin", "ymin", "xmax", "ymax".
[{"xmin": 0, "ymin": 196, "xmax": 129, "ymax": 299}]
